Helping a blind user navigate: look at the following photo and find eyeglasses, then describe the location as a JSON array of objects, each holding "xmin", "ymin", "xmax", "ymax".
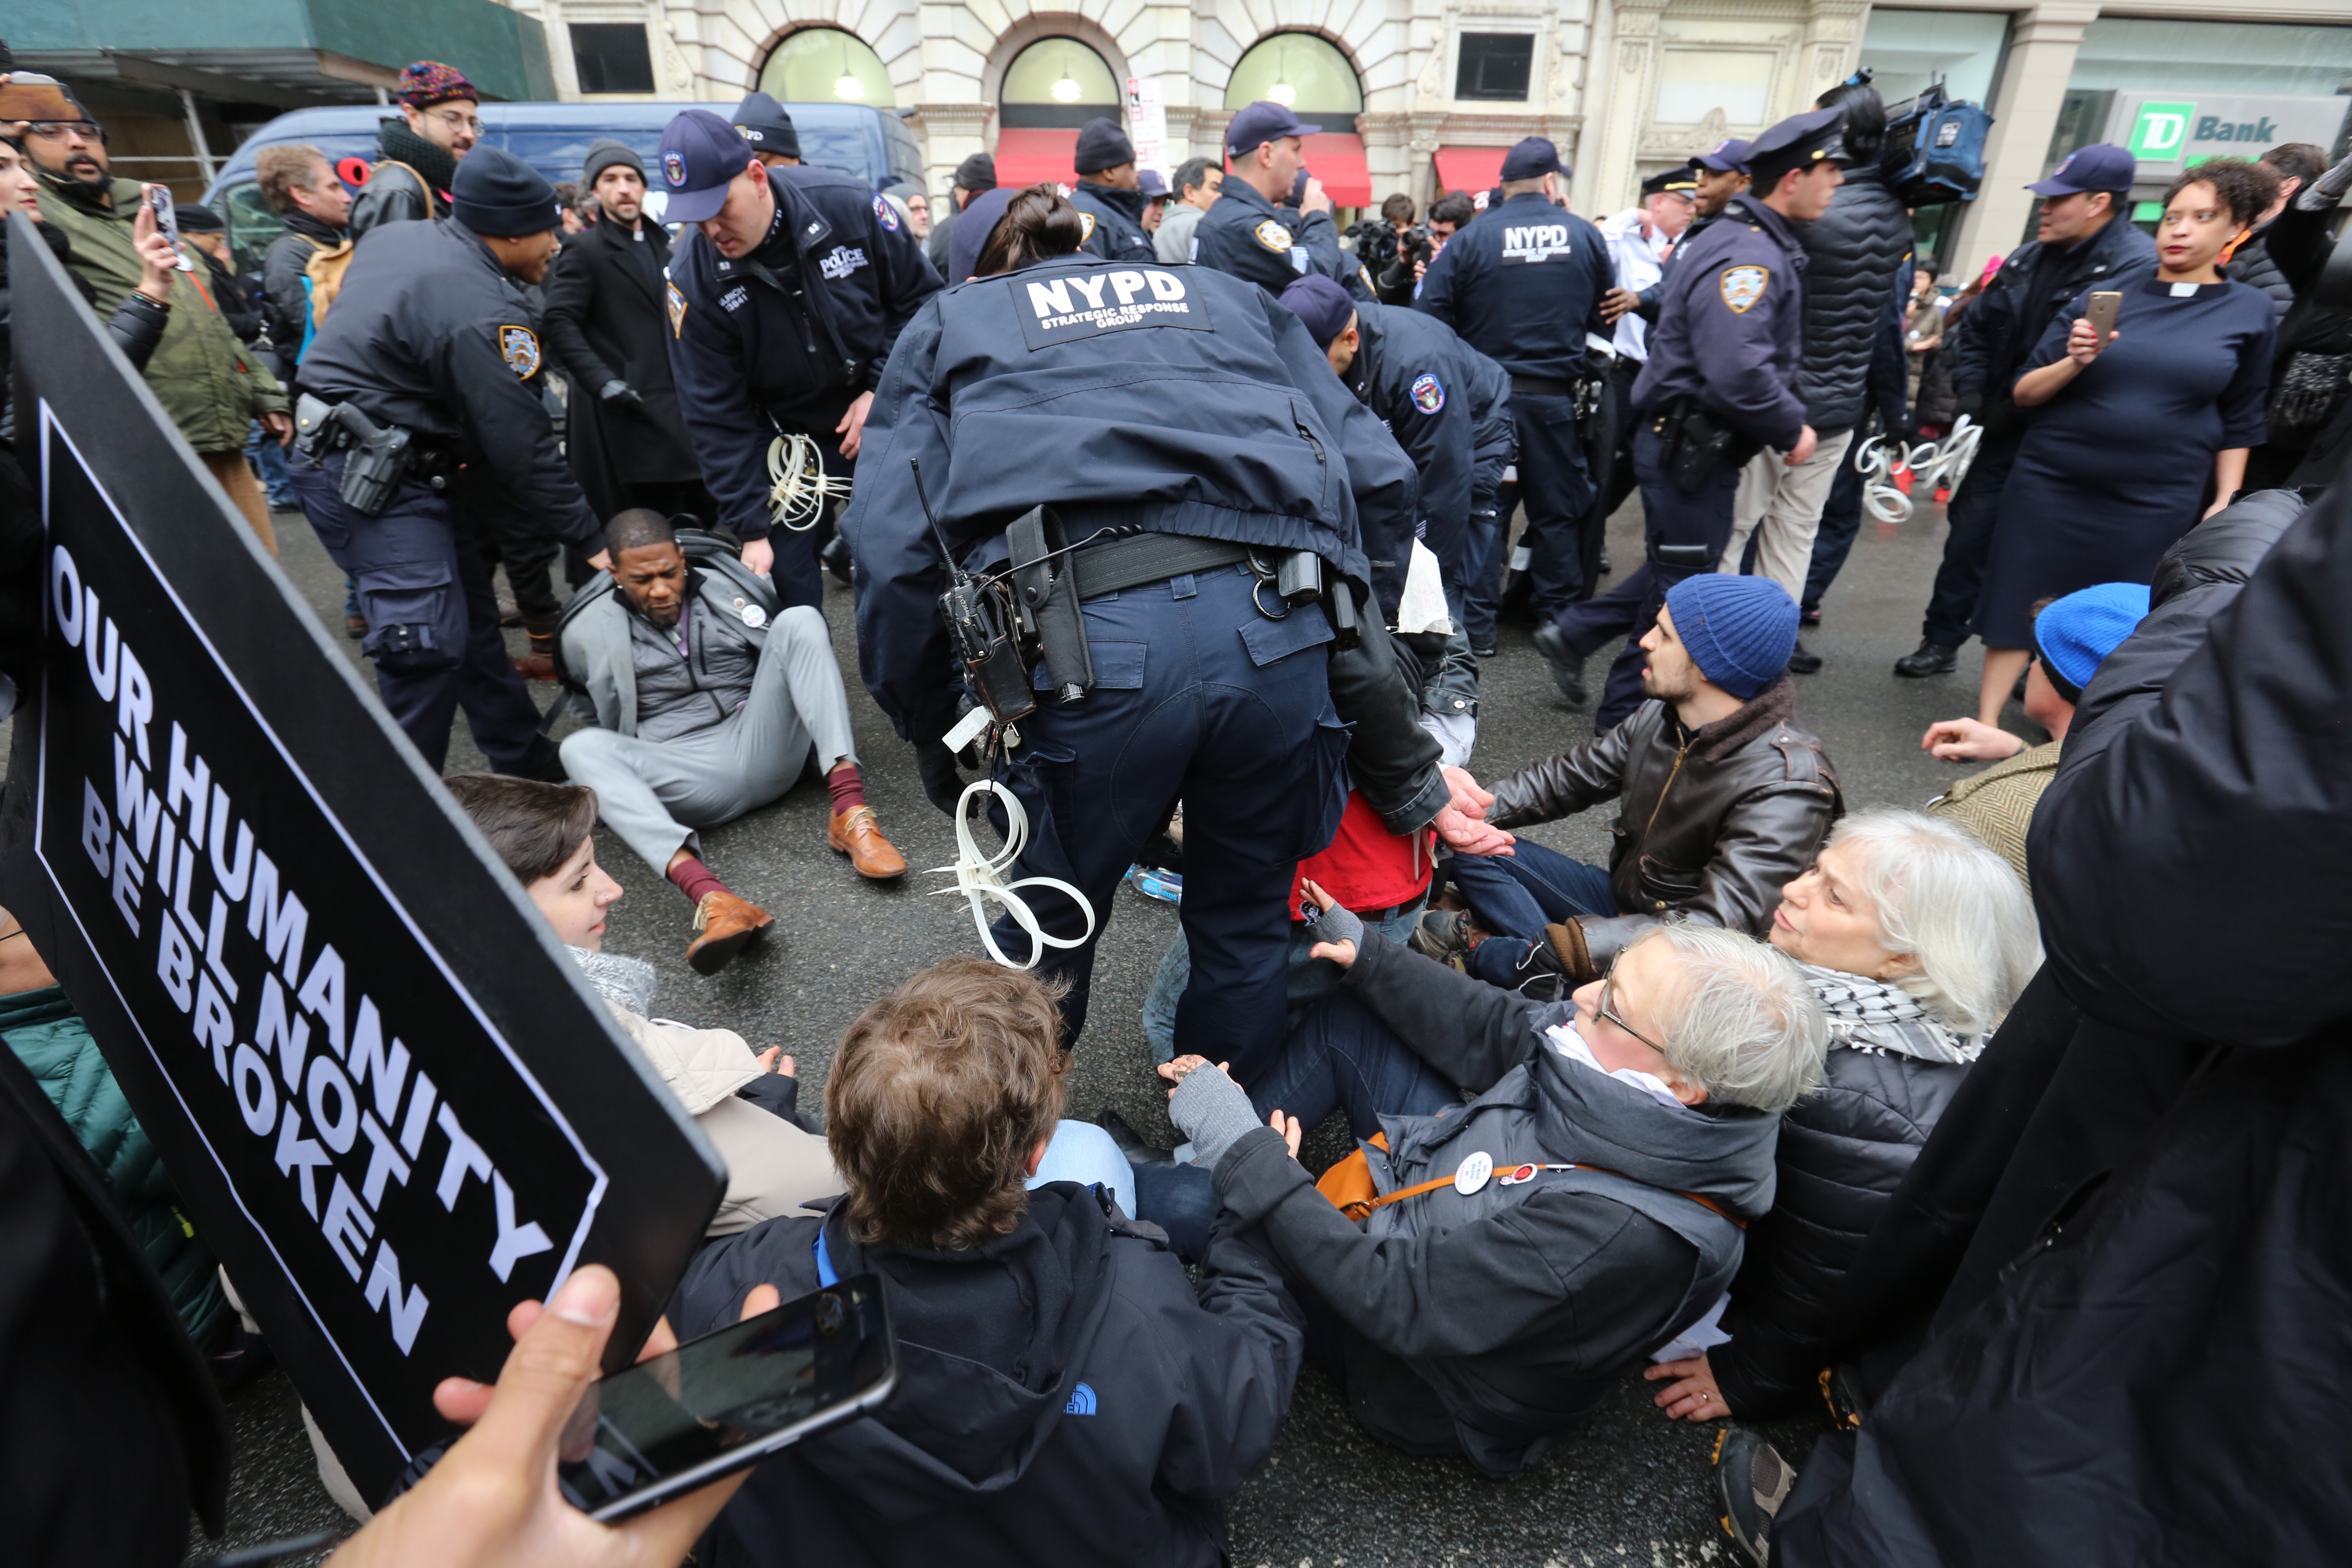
[
  {"xmin": 1595, "ymin": 958, "xmax": 1667, "ymax": 1056},
  {"xmin": 424, "ymin": 108, "xmax": 483, "ymax": 135},
  {"xmin": 24, "ymin": 122, "xmax": 102, "ymax": 142}
]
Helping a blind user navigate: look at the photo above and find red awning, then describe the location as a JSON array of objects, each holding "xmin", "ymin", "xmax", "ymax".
[
  {"xmin": 1433, "ymin": 145, "xmax": 1506, "ymax": 198},
  {"xmin": 1305, "ymin": 131, "xmax": 1370, "ymax": 207},
  {"xmin": 994, "ymin": 129, "xmax": 1077, "ymax": 189}
]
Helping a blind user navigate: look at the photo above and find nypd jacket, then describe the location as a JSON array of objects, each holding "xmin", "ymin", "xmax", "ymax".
[
  {"xmin": 1069, "ymin": 181, "xmax": 1156, "ymax": 264},
  {"xmin": 665, "ymin": 166, "xmax": 943, "ymax": 541},
  {"xmin": 847, "ymin": 253, "xmax": 1418, "ymax": 743},
  {"xmin": 673, "ymin": 1184, "xmax": 1302, "ymax": 1568},
  {"xmin": 1631, "ymin": 195, "xmax": 1809, "ymax": 452},
  {"xmin": 298, "ymin": 217, "xmax": 604, "ymax": 546},
  {"xmin": 1945, "ymin": 216, "xmax": 2156, "ymax": 439},
  {"xmin": 1414, "ymin": 192, "xmax": 1613, "ymax": 383},
  {"xmin": 1350, "ymin": 303, "xmax": 1480, "ymax": 567},
  {"xmin": 1191, "ymin": 177, "xmax": 1316, "ymax": 297},
  {"xmin": 1463, "ymin": 344, "xmax": 1514, "ymax": 509}
]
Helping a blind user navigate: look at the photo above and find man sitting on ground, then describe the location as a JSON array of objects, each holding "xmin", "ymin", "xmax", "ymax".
[
  {"xmin": 1420, "ymin": 574, "xmax": 1841, "ymax": 992},
  {"xmin": 445, "ymin": 773, "xmax": 840, "ymax": 1233},
  {"xmin": 1158, "ymin": 916, "xmax": 1824, "ymax": 1476},
  {"xmin": 558, "ymin": 509, "xmax": 905, "ymax": 973},
  {"xmin": 669, "ymin": 958, "xmax": 1303, "ymax": 1567}
]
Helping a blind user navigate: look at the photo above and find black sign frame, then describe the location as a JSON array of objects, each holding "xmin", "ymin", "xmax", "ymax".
[{"xmin": 0, "ymin": 213, "xmax": 726, "ymax": 1503}]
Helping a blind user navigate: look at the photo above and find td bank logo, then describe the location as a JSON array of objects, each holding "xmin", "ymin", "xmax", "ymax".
[{"xmin": 2128, "ymin": 102, "xmax": 2194, "ymax": 160}]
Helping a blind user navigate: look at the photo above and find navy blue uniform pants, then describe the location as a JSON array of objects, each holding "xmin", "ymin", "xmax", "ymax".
[
  {"xmin": 1462, "ymin": 503, "xmax": 1505, "ymax": 649},
  {"xmin": 989, "ymin": 562, "xmax": 1350, "ymax": 1080},
  {"xmin": 291, "ymin": 452, "xmax": 557, "ymax": 776},
  {"xmin": 1918, "ymin": 434, "xmax": 2019, "ymax": 648},
  {"xmin": 764, "ymin": 416, "xmax": 855, "ymax": 613},
  {"xmin": 1510, "ymin": 393, "xmax": 1594, "ymax": 616}
]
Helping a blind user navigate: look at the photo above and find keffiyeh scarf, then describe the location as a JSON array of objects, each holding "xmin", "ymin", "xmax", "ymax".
[{"xmin": 1802, "ymin": 964, "xmax": 1983, "ymax": 1065}]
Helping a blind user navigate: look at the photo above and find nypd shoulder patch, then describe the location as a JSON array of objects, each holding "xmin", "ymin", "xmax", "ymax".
[
  {"xmin": 1719, "ymin": 265, "xmax": 1769, "ymax": 314},
  {"xmin": 872, "ymin": 192, "xmax": 899, "ymax": 232},
  {"xmin": 1077, "ymin": 211, "xmax": 1097, "ymax": 244},
  {"xmin": 666, "ymin": 281, "xmax": 687, "ymax": 338},
  {"xmin": 1410, "ymin": 371, "xmax": 1446, "ymax": 414},
  {"xmin": 1254, "ymin": 218, "xmax": 1293, "ymax": 254},
  {"xmin": 662, "ymin": 149, "xmax": 686, "ymax": 189},
  {"xmin": 499, "ymin": 324, "xmax": 542, "ymax": 379}
]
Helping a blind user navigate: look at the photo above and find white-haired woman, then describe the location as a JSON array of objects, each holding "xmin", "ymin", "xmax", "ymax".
[{"xmin": 1646, "ymin": 808, "xmax": 2040, "ymax": 1425}]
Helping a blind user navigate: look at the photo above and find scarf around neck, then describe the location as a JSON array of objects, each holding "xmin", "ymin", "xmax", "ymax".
[
  {"xmin": 1802, "ymin": 964, "xmax": 1982, "ymax": 1065},
  {"xmin": 569, "ymin": 946, "xmax": 655, "ymax": 1018},
  {"xmin": 376, "ymin": 120, "xmax": 457, "ymax": 197}
]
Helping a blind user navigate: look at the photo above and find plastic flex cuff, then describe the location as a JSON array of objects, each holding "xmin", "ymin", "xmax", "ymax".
[
  {"xmin": 929, "ymin": 778, "xmax": 1096, "ymax": 970},
  {"xmin": 766, "ymin": 431, "xmax": 855, "ymax": 532}
]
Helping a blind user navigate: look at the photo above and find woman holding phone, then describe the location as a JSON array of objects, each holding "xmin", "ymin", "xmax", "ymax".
[{"xmin": 1964, "ymin": 157, "xmax": 2277, "ymax": 726}]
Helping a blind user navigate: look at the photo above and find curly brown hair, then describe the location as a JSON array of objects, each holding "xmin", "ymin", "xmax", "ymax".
[
  {"xmin": 973, "ymin": 184, "xmax": 1087, "ymax": 276},
  {"xmin": 2160, "ymin": 157, "xmax": 2280, "ymax": 228},
  {"xmin": 826, "ymin": 958, "xmax": 1069, "ymax": 1250}
]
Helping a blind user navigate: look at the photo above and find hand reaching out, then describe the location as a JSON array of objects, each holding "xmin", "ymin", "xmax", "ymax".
[
  {"xmin": 1642, "ymin": 1350, "xmax": 1728, "ymax": 1423},
  {"xmin": 1299, "ymin": 879, "xmax": 1361, "ymax": 967},
  {"xmin": 1919, "ymin": 717, "xmax": 2026, "ymax": 762}
]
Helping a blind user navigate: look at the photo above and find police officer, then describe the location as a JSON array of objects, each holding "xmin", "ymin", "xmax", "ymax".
[
  {"xmin": 850, "ymin": 186, "xmax": 1490, "ymax": 1078},
  {"xmin": 1415, "ymin": 136, "xmax": 1614, "ymax": 635},
  {"xmin": 1192, "ymin": 100, "xmax": 1330, "ymax": 296},
  {"xmin": 731, "ymin": 91, "xmax": 800, "ymax": 168},
  {"xmin": 1067, "ymin": 118, "xmax": 1156, "ymax": 264},
  {"xmin": 659, "ymin": 109, "xmax": 942, "ymax": 609},
  {"xmin": 292, "ymin": 145, "xmax": 610, "ymax": 777},
  {"xmin": 1567, "ymin": 106, "xmax": 1843, "ymax": 728}
]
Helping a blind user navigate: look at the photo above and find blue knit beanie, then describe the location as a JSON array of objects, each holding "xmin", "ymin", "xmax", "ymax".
[
  {"xmin": 1663, "ymin": 575, "xmax": 1799, "ymax": 698},
  {"xmin": 2033, "ymin": 582, "xmax": 2149, "ymax": 696}
]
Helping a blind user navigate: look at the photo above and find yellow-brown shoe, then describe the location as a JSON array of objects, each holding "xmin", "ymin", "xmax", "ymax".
[
  {"xmin": 827, "ymin": 805, "xmax": 907, "ymax": 881},
  {"xmin": 686, "ymin": 889, "xmax": 773, "ymax": 975}
]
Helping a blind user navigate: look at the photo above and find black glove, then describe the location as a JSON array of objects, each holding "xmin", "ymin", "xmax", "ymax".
[
  {"xmin": 915, "ymin": 737, "xmax": 967, "ymax": 815},
  {"xmin": 598, "ymin": 379, "xmax": 646, "ymax": 414}
]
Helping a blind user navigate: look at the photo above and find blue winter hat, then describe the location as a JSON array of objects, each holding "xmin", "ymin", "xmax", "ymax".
[
  {"xmin": 1663, "ymin": 575, "xmax": 1800, "ymax": 698},
  {"xmin": 1280, "ymin": 273, "xmax": 1358, "ymax": 350},
  {"xmin": 2032, "ymin": 582, "xmax": 2149, "ymax": 698}
]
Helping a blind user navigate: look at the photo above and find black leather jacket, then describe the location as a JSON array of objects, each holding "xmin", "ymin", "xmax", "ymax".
[
  {"xmin": 1485, "ymin": 678, "xmax": 1842, "ymax": 973},
  {"xmin": 1793, "ymin": 162, "xmax": 1913, "ymax": 433}
]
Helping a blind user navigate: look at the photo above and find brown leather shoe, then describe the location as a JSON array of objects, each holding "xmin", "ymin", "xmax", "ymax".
[
  {"xmin": 686, "ymin": 889, "xmax": 773, "ymax": 975},
  {"xmin": 345, "ymin": 612, "xmax": 368, "ymax": 641},
  {"xmin": 511, "ymin": 653, "xmax": 557, "ymax": 682},
  {"xmin": 828, "ymin": 805, "xmax": 907, "ymax": 880}
]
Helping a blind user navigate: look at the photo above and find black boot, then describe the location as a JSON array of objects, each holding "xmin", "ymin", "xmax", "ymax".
[
  {"xmin": 1786, "ymin": 641, "xmax": 1823, "ymax": 675},
  {"xmin": 1096, "ymin": 1107, "xmax": 1176, "ymax": 1169},
  {"xmin": 821, "ymin": 533, "xmax": 853, "ymax": 585},
  {"xmin": 1892, "ymin": 637, "xmax": 1959, "ymax": 677},
  {"xmin": 1531, "ymin": 619, "xmax": 1588, "ymax": 704}
]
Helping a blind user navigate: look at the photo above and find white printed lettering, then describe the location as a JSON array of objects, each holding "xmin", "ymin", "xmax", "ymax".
[
  {"xmin": 487, "ymin": 1171, "xmax": 554, "ymax": 1282},
  {"xmin": 363, "ymin": 1238, "xmax": 429, "ymax": 1355},
  {"xmin": 274, "ymin": 1102, "xmax": 331, "ymax": 1218},
  {"xmin": 322, "ymin": 1173, "xmax": 374, "ymax": 1280},
  {"xmin": 1026, "ymin": 278, "xmax": 1074, "ymax": 318},
  {"xmin": 80, "ymin": 778, "xmax": 111, "ymax": 881},
  {"xmin": 1108, "ymin": 270, "xmax": 1146, "ymax": 305},
  {"xmin": 434, "ymin": 1101, "xmax": 493, "ymax": 1209},
  {"xmin": 232, "ymin": 1042, "xmax": 278, "ymax": 1136},
  {"xmin": 307, "ymin": 1051, "xmax": 360, "ymax": 1155}
]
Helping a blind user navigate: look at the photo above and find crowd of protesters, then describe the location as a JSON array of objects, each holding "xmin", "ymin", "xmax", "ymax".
[{"xmin": 2, "ymin": 33, "xmax": 2351, "ymax": 1568}]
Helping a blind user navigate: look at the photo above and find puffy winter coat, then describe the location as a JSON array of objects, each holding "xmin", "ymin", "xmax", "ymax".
[
  {"xmin": 1792, "ymin": 162, "xmax": 1913, "ymax": 433},
  {"xmin": 2225, "ymin": 222, "xmax": 2296, "ymax": 326}
]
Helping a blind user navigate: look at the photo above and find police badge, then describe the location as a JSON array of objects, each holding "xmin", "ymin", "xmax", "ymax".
[
  {"xmin": 1077, "ymin": 212, "xmax": 1097, "ymax": 244},
  {"xmin": 872, "ymin": 193, "xmax": 900, "ymax": 232},
  {"xmin": 662, "ymin": 149, "xmax": 686, "ymax": 189},
  {"xmin": 498, "ymin": 324, "xmax": 543, "ymax": 379},
  {"xmin": 1410, "ymin": 372, "xmax": 1446, "ymax": 414},
  {"xmin": 1254, "ymin": 219, "xmax": 1294, "ymax": 253},
  {"xmin": 1719, "ymin": 265, "xmax": 1769, "ymax": 314},
  {"xmin": 666, "ymin": 281, "xmax": 687, "ymax": 338}
]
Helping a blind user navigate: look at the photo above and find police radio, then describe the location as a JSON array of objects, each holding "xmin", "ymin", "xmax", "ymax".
[{"xmin": 911, "ymin": 460, "xmax": 1036, "ymax": 728}]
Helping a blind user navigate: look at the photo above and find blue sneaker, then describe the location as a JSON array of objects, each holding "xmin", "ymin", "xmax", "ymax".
[{"xmin": 1125, "ymin": 864, "xmax": 1183, "ymax": 904}]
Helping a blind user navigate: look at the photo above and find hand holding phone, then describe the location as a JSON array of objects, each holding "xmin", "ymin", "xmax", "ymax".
[
  {"xmin": 141, "ymin": 184, "xmax": 196, "ymax": 272},
  {"xmin": 2085, "ymin": 290, "xmax": 2123, "ymax": 347}
]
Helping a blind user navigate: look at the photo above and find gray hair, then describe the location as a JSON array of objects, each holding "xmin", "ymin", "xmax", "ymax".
[
  {"xmin": 1639, "ymin": 923, "xmax": 1826, "ymax": 1115},
  {"xmin": 1827, "ymin": 809, "xmax": 2042, "ymax": 1037}
]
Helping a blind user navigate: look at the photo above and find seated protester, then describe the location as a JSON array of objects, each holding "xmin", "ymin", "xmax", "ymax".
[
  {"xmin": 1154, "ymin": 914, "xmax": 1824, "ymax": 1477},
  {"xmin": 1421, "ymin": 574, "xmax": 1842, "ymax": 992},
  {"xmin": 445, "ymin": 774, "xmax": 841, "ymax": 1235},
  {"xmin": 1642, "ymin": 811, "xmax": 2040, "ymax": 1426},
  {"xmin": 557, "ymin": 509, "xmax": 906, "ymax": 975},
  {"xmin": 1917, "ymin": 582, "xmax": 2150, "ymax": 886},
  {"xmin": 670, "ymin": 959, "xmax": 1301, "ymax": 1567}
]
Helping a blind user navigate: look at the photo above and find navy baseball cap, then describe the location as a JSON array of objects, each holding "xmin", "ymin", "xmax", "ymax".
[
  {"xmin": 2029, "ymin": 143, "xmax": 2136, "ymax": 196},
  {"xmin": 1500, "ymin": 137, "xmax": 1565, "ymax": 182},
  {"xmin": 946, "ymin": 185, "xmax": 1018, "ymax": 283},
  {"xmin": 1280, "ymin": 274, "xmax": 1358, "ymax": 350},
  {"xmin": 1138, "ymin": 168, "xmax": 1169, "ymax": 200},
  {"xmin": 1689, "ymin": 138, "xmax": 1752, "ymax": 174},
  {"xmin": 1226, "ymin": 100, "xmax": 1320, "ymax": 159},
  {"xmin": 659, "ymin": 109, "xmax": 753, "ymax": 225}
]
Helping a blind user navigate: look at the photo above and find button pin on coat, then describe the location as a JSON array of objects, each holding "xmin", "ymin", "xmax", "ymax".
[{"xmin": 1455, "ymin": 1150, "xmax": 1494, "ymax": 1195}]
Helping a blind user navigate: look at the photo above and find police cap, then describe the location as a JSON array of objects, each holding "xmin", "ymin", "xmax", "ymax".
[
  {"xmin": 1642, "ymin": 167, "xmax": 1699, "ymax": 198},
  {"xmin": 946, "ymin": 186, "xmax": 1018, "ymax": 283},
  {"xmin": 1688, "ymin": 138, "xmax": 1753, "ymax": 174},
  {"xmin": 1226, "ymin": 100, "xmax": 1321, "ymax": 160},
  {"xmin": 659, "ymin": 109, "xmax": 754, "ymax": 225},
  {"xmin": 731, "ymin": 91, "xmax": 802, "ymax": 159},
  {"xmin": 1499, "ymin": 137, "xmax": 1565, "ymax": 183},
  {"xmin": 1744, "ymin": 106, "xmax": 1846, "ymax": 189},
  {"xmin": 1280, "ymin": 273, "xmax": 1358, "ymax": 350}
]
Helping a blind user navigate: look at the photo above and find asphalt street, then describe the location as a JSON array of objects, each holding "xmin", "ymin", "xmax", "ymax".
[{"xmin": 153, "ymin": 473, "xmax": 2012, "ymax": 1567}]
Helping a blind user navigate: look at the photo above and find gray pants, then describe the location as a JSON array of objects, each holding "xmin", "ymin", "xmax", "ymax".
[{"xmin": 559, "ymin": 606, "xmax": 859, "ymax": 873}]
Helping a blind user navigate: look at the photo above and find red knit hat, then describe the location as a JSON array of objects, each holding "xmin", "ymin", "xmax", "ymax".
[{"xmin": 396, "ymin": 60, "xmax": 479, "ymax": 111}]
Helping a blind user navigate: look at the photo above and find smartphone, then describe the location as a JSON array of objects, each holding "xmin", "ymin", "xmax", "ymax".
[
  {"xmin": 2085, "ymin": 290, "xmax": 2123, "ymax": 347},
  {"xmin": 555, "ymin": 1272, "xmax": 895, "ymax": 1523},
  {"xmin": 143, "ymin": 184, "xmax": 197, "ymax": 272}
]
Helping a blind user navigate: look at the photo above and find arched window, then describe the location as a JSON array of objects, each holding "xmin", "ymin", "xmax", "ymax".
[
  {"xmin": 1000, "ymin": 38, "xmax": 1120, "ymax": 129},
  {"xmin": 1224, "ymin": 33, "xmax": 1363, "ymax": 115},
  {"xmin": 759, "ymin": 27, "xmax": 895, "ymax": 108}
]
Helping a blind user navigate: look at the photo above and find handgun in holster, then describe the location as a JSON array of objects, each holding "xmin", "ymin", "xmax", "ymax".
[
  {"xmin": 910, "ymin": 459, "xmax": 1036, "ymax": 729},
  {"xmin": 1006, "ymin": 505, "xmax": 1092, "ymax": 706},
  {"xmin": 1661, "ymin": 396, "xmax": 1758, "ymax": 498},
  {"xmin": 295, "ymin": 392, "xmax": 413, "ymax": 517}
]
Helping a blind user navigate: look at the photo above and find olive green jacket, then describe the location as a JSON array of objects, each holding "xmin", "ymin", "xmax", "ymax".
[{"xmin": 39, "ymin": 172, "xmax": 287, "ymax": 451}]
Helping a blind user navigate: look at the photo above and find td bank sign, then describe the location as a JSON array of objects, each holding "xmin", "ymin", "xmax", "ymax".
[{"xmin": 2113, "ymin": 92, "xmax": 2351, "ymax": 169}]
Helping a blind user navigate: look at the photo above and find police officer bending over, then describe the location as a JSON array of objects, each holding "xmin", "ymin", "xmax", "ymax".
[
  {"xmin": 850, "ymin": 186, "xmax": 1501, "ymax": 1079},
  {"xmin": 659, "ymin": 109, "xmax": 942, "ymax": 609},
  {"xmin": 1067, "ymin": 118, "xmax": 1157, "ymax": 264},
  {"xmin": 292, "ymin": 145, "xmax": 609, "ymax": 779},
  {"xmin": 1561, "ymin": 107, "xmax": 1842, "ymax": 729},
  {"xmin": 1415, "ymin": 137, "xmax": 1615, "ymax": 641}
]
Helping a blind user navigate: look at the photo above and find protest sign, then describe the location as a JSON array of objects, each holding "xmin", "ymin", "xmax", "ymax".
[{"xmin": 0, "ymin": 213, "xmax": 727, "ymax": 1503}]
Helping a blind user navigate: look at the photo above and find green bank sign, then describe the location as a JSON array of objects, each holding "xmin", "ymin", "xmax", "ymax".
[{"xmin": 2114, "ymin": 92, "xmax": 2352, "ymax": 169}]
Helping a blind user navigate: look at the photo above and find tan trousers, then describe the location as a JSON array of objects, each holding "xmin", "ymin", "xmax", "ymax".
[
  {"xmin": 199, "ymin": 448, "xmax": 279, "ymax": 556},
  {"xmin": 1720, "ymin": 427, "xmax": 1855, "ymax": 600}
]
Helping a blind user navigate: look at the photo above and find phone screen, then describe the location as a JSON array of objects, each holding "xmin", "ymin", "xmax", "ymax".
[{"xmin": 555, "ymin": 1272, "xmax": 894, "ymax": 1522}]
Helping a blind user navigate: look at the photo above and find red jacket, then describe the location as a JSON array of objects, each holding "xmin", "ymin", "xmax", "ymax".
[{"xmin": 1290, "ymin": 790, "xmax": 1434, "ymax": 918}]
